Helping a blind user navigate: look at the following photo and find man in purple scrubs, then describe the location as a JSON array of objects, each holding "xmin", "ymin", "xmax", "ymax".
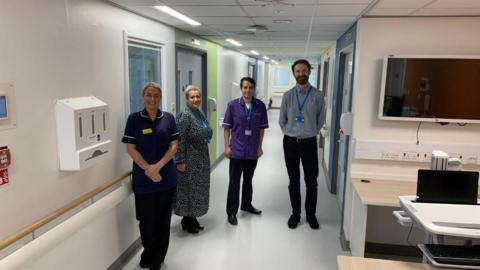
[{"xmin": 222, "ymin": 77, "xmax": 269, "ymax": 226}]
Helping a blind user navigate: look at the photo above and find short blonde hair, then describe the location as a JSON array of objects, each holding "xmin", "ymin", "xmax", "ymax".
[
  {"xmin": 185, "ymin": 85, "xmax": 201, "ymax": 99},
  {"xmin": 142, "ymin": 82, "xmax": 162, "ymax": 97}
]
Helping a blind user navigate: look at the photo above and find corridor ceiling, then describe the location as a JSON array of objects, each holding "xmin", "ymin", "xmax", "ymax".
[{"xmin": 108, "ymin": 0, "xmax": 480, "ymax": 60}]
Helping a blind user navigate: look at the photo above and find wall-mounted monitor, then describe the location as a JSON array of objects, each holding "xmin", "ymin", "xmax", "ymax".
[
  {"xmin": 378, "ymin": 55, "xmax": 480, "ymax": 123},
  {"xmin": 0, "ymin": 95, "xmax": 7, "ymax": 120}
]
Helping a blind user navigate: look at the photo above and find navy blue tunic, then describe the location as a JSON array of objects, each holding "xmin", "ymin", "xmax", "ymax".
[{"xmin": 122, "ymin": 109, "xmax": 179, "ymax": 194}]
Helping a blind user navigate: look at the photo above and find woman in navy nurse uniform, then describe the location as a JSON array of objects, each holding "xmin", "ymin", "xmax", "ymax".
[{"xmin": 122, "ymin": 82, "xmax": 179, "ymax": 270}]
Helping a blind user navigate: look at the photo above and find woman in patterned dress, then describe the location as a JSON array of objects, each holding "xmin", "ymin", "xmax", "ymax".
[{"xmin": 175, "ymin": 85, "xmax": 212, "ymax": 234}]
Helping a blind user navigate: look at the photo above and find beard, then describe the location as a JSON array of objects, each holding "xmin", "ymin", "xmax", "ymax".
[{"xmin": 295, "ymin": 75, "xmax": 308, "ymax": 85}]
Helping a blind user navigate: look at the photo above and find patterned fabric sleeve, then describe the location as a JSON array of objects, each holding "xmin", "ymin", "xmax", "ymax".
[{"xmin": 175, "ymin": 111, "xmax": 189, "ymax": 164}]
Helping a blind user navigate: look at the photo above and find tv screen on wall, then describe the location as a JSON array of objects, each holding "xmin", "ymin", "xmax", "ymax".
[{"xmin": 378, "ymin": 55, "xmax": 480, "ymax": 123}]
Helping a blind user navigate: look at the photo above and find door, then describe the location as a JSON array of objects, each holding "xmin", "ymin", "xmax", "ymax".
[
  {"xmin": 175, "ymin": 45, "xmax": 207, "ymax": 114},
  {"xmin": 336, "ymin": 52, "xmax": 354, "ymax": 207},
  {"xmin": 335, "ymin": 48, "xmax": 355, "ymax": 248}
]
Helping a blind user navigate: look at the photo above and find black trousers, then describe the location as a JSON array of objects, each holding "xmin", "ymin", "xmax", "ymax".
[
  {"xmin": 134, "ymin": 187, "xmax": 175, "ymax": 266},
  {"xmin": 283, "ymin": 135, "xmax": 319, "ymax": 216},
  {"xmin": 226, "ymin": 158, "xmax": 258, "ymax": 215}
]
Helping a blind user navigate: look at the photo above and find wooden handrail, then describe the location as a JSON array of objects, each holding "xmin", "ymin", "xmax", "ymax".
[{"xmin": 0, "ymin": 171, "xmax": 132, "ymax": 251}]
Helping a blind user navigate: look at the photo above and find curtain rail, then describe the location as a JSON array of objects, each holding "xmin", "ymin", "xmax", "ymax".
[{"xmin": 0, "ymin": 171, "xmax": 132, "ymax": 251}]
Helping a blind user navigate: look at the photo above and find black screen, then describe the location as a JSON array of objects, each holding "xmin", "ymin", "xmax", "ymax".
[
  {"xmin": 381, "ymin": 57, "xmax": 480, "ymax": 121},
  {"xmin": 416, "ymin": 169, "xmax": 479, "ymax": 204}
]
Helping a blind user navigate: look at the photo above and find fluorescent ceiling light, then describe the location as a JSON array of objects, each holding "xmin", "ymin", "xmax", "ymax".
[
  {"xmin": 262, "ymin": 56, "xmax": 270, "ymax": 60},
  {"xmin": 226, "ymin": 38, "xmax": 242, "ymax": 47},
  {"xmin": 154, "ymin": 6, "xmax": 201, "ymax": 26},
  {"xmin": 250, "ymin": 50, "xmax": 259, "ymax": 55}
]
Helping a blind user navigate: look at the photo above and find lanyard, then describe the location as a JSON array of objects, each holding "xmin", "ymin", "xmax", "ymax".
[
  {"xmin": 244, "ymin": 104, "xmax": 252, "ymax": 122},
  {"xmin": 295, "ymin": 85, "xmax": 312, "ymax": 114},
  {"xmin": 194, "ymin": 110, "xmax": 210, "ymax": 144},
  {"xmin": 244, "ymin": 102, "xmax": 254, "ymax": 129}
]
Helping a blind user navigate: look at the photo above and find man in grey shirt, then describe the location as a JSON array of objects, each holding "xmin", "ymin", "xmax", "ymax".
[{"xmin": 279, "ymin": 59, "xmax": 325, "ymax": 230}]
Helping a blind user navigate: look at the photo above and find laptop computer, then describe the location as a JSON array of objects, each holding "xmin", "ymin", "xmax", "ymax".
[{"xmin": 416, "ymin": 169, "xmax": 479, "ymax": 205}]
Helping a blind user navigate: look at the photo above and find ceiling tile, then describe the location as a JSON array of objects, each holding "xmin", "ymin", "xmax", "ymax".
[
  {"xmin": 375, "ymin": 0, "xmax": 432, "ymax": 9},
  {"xmin": 161, "ymin": 0, "xmax": 237, "ymax": 5},
  {"xmin": 195, "ymin": 17, "xmax": 253, "ymax": 25},
  {"xmin": 242, "ymin": 5, "xmax": 317, "ymax": 16},
  {"xmin": 367, "ymin": 8, "xmax": 416, "ymax": 16},
  {"xmin": 173, "ymin": 5, "xmax": 247, "ymax": 17},
  {"xmin": 413, "ymin": 8, "xmax": 480, "ymax": 15},
  {"xmin": 316, "ymin": 4, "xmax": 369, "ymax": 16},
  {"xmin": 109, "ymin": 0, "xmax": 160, "ymax": 6},
  {"xmin": 237, "ymin": 0, "xmax": 316, "ymax": 5},
  {"xmin": 312, "ymin": 16, "xmax": 357, "ymax": 24},
  {"xmin": 425, "ymin": 0, "xmax": 480, "ymax": 9},
  {"xmin": 317, "ymin": 0, "xmax": 373, "ymax": 3}
]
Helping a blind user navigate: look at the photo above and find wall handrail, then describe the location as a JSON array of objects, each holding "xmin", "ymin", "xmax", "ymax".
[{"xmin": 0, "ymin": 171, "xmax": 132, "ymax": 251}]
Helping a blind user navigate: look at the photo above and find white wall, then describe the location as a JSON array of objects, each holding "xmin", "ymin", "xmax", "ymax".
[
  {"xmin": 215, "ymin": 47, "xmax": 249, "ymax": 157},
  {"xmin": 344, "ymin": 17, "xmax": 480, "ymax": 243},
  {"xmin": 0, "ymin": 0, "xmax": 175, "ymax": 266}
]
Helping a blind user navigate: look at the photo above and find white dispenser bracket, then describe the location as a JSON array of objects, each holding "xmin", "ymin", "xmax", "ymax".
[{"xmin": 55, "ymin": 96, "xmax": 112, "ymax": 171}]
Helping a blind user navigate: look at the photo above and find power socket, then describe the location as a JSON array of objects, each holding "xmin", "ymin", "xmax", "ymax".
[
  {"xmin": 381, "ymin": 152, "xmax": 400, "ymax": 161},
  {"xmin": 402, "ymin": 152, "xmax": 419, "ymax": 162}
]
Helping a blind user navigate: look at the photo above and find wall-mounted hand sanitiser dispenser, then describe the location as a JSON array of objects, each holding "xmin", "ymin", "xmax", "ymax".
[{"xmin": 55, "ymin": 96, "xmax": 112, "ymax": 171}]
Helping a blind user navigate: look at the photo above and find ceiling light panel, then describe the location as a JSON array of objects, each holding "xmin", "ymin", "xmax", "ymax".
[
  {"xmin": 226, "ymin": 38, "xmax": 243, "ymax": 46},
  {"xmin": 154, "ymin": 6, "xmax": 201, "ymax": 25}
]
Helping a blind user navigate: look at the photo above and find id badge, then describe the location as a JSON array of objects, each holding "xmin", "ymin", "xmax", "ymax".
[
  {"xmin": 295, "ymin": 115, "xmax": 305, "ymax": 124},
  {"xmin": 245, "ymin": 129, "xmax": 252, "ymax": 136}
]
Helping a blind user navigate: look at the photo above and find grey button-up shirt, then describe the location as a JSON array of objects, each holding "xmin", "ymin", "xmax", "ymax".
[{"xmin": 279, "ymin": 83, "xmax": 325, "ymax": 138}]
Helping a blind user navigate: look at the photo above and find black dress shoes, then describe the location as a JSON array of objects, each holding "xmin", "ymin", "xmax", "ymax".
[
  {"xmin": 181, "ymin": 217, "xmax": 199, "ymax": 234},
  {"xmin": 287, "ymin": 214, "xmax": 300, "ymax": 229},
  {"xmin": 307, "ymin": 215, "xmax": 320, "ymax": 230},
  {"xmin": 241, "ymin": 205, "xmax": 262, "ymax": 215},
  {"xmin": 227, "ymin": 214, "xmax": 238, "ymax": 225},
  {"xmin": 192, "ymin": 217, "xmax": 204, "ymax": 230}
]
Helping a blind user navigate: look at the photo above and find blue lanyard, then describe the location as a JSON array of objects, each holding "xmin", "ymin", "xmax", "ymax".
[
  {"xmin": 244, "ymin": 104, "xmax": 252, "ymax": 122},
  {"xmin": 244, "ymin": 103, "xmax": 254, "ymax": 130},
  {"xmin": 194, "ymin": 110, "xmax": 210, "ymax": 144},
  {"xmin": 295, "ymin": 85, "xmax": 312, "ymax": 113}
]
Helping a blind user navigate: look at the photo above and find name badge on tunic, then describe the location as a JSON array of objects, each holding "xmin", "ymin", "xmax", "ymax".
[
  {"xmin": 295, "ymin": 115, "xmax": 305, "ymax": 124},
  {"xmin": 245, "ymin": 129, "xmax": 252, "ymax": 136},
  {"xmin": 142, "ymin": 128, "xmax": 153, "ymax": 134}
]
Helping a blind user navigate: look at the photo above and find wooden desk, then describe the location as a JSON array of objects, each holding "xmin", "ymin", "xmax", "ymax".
[
  {"xmin": 352, "ymin": 178, "xmax": 416, "ymax": 207},
  {"xmin": 350, "ymin": 178, "xmax": 416, "ymax": 257},
  {"xmin": 337, "ymin": 256, "xmax": 454, "ymax": 270}
]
